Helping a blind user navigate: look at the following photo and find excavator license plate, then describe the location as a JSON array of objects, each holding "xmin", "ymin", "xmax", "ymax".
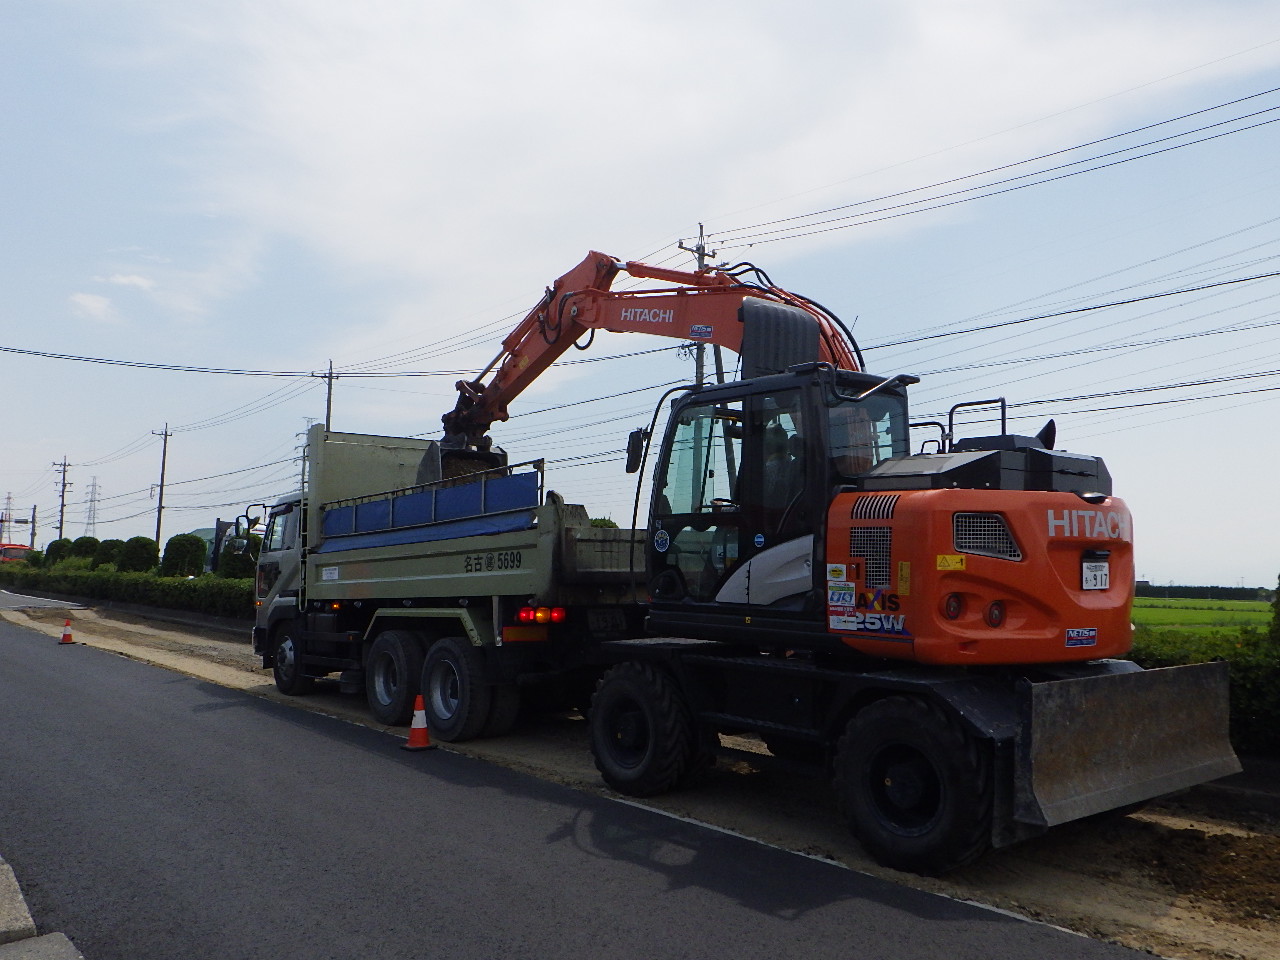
[{"xmin": 1081, "ymin": 561, "xmax": 1109, "ymax": 590}]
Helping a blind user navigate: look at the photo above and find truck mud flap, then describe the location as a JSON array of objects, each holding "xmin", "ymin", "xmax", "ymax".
[{"xmin": 1015, "ymin": 661, "xmax": 1241, "ymax": 828}]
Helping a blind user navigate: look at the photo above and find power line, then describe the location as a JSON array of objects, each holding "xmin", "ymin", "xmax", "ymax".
[
  {"xmin": 709, "ymin": 92, "xmax": 1280, "ymax": 248},
  {"xmin": 865, "ymin": 269, "xmax": 1280, "ymax": 351},
  {"xmin": 712, "ymin": 86, "xmax": 1280, "ymax": 242}
]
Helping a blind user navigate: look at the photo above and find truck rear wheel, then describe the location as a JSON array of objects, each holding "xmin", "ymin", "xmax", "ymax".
[
  {"xmin": 834, "ymin": 696, "xmax": 992, "ymax": 875},
  {"xmin": 589, "ymin": 662, "xmax": 698, "ymax": 797},
  {"xmin": 273, "ymin": 626, "xmax": 313, "ymax": 696},
  {"xmin": 481, "ymin": 683, "xmax": 521, "ymax": 739},
  {"xmin": 365, "ymin": 630, "xmax": 425, "ymax": 726},
  {"xmin": 421, "ymin": 636, "xmax": 491, "ymax": 742}
]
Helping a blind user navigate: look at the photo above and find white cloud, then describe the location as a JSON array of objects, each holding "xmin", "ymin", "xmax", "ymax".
[
  {"xmin": 68, "ymin": 293, "xmax": 118, "ymax": 323},
  {"xmin": 103, "ymin": 273, "xmax": 157, "ymax": 292}
]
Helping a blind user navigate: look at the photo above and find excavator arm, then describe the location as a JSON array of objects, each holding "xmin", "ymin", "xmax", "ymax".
[{"xmin": 442, "ymin": 250, "xmax": 863, "ymax": 454}]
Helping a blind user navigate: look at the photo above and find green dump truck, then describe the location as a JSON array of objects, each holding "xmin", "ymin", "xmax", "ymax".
[{"xmin": 252, "ymin": 424, "xmax": 643, "ymax": 739}]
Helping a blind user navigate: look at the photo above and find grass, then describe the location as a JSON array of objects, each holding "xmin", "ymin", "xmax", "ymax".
[{"xmin": 1131, "ymin": 597, "xmax": 1271, "ymax": 635}]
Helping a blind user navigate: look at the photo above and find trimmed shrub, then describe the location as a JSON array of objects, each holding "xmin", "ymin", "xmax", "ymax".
[
  {"xmin": 161, "ymin": 533, "xmax": 208, "ymax": 578},
  {"xmin": 1271, "ymin": 573, "xmax": 1280, "ymax": 645},
  {"xmin": 0, "ymin": 564, "xmax": 254, "ymax": 619},
  {"xmin": 92, "ymin": 539, "xmax": 125, "ymax": 569},
  {"xmin": 70, "ymin": 536, "xmax": 100, "ymax": 558},
  {"xmin": 23, "ymin": 550, "xmax": 44, "ymax": 568},
  {"xmin": 44, "ymin": 539, "xmax": 72, "ymax": 565},
  {"xmin": 117, "ymin": 536, "xmax": 159, "ymax": 574}
]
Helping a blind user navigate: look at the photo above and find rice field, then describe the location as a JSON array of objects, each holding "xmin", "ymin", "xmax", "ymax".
[{"xmin": 1131, "ymin": 597, "xmax": 1272, "ymax": 635}]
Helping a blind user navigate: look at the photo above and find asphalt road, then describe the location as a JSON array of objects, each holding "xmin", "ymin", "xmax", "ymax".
[{"xmin": 0, "ymin": 617, "xmax": 1147, "ymax": 960}]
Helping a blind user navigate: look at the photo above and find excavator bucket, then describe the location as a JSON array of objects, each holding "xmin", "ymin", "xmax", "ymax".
[{"xmin": 1014, "ymin": 661, "xmax": 1241, "ymax": 828}]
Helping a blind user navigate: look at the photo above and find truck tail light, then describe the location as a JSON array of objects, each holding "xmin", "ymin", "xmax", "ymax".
[{"xmin": 519, "ymin": 606, "xmax": 566, "ymax": 624}]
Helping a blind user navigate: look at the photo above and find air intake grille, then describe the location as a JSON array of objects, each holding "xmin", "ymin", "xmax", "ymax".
[
  {"xmin": 954, "ymin": 513, "xmax": 1022, "ymax": 561},
  {"xmin": 852, "ymin": 495, "xmax": 900, "ymax": 520},
  {"xmin": 849, "ymin": 527, "xmax": 893, "ymax": 588}
]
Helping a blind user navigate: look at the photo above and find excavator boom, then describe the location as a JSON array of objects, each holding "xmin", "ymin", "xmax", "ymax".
[{"xmin": 442, "ymin": 251, "xmax": 862, "ymax": 453}]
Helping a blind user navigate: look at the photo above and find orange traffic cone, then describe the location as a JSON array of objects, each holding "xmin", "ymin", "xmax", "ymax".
[
  {"xmin": 59, "ymin": 619, "xmax": 75, "ymax": 645},
  {"xmin": 401, "ymin": 695, "xmax": 436, "ymax": 751}
]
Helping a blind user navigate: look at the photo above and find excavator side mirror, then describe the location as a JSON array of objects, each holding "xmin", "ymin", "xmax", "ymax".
[{"xmin": 625, "ymin": 428, "xmax": 649, "ymax": 474}]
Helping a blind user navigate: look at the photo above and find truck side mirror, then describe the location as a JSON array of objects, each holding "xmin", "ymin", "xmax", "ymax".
[
  {"xmin": 625, "ymin": 428, "xmax": 648, "ymax": 474},
  {"xmin": 226, "ymin": 538, "xmax": 248, "ymax": 555}
]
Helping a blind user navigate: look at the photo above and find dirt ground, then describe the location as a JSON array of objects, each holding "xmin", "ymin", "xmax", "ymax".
[{"xmin": 7, "ymin": 605, "xmax": 1278, "ymax": 960}]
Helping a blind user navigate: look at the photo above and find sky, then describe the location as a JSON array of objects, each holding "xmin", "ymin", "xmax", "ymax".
[{"xmin": 2, "ymin": 1, "xmax": 1279, "ymax": 588}]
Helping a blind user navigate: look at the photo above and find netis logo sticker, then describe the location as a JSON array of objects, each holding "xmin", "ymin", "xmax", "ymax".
[{"xmin": 1065, "ymin": 627, "xmax": 1098, "ymax": 647}]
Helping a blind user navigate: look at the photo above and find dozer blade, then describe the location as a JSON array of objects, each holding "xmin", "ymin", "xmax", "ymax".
[{"xmin": 1015, "ymin": 661, "xmax": 1241, "ymax": 828}]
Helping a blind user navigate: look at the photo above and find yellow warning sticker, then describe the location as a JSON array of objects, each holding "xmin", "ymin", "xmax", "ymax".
[
  {"xmin": 898, "ymin": 561, "xmax": 912, "ymax": 596},
  {"xmin": 936, "ymin": 555, "xmax": 966, "ymax": 571}
]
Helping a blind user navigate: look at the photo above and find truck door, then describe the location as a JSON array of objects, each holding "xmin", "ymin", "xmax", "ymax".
[{"xmin": 257, "ymin": 501, "xmax": 303, "ymax": 629}]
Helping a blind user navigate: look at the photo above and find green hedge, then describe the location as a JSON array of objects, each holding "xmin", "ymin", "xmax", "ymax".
[{"xmin": 0, "ymin": 564, "xmax": 253, "ymax": 620}]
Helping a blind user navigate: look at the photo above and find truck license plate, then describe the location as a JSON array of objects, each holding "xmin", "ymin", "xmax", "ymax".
[{"xmin": 1082, "ymin": 561, "xmax": 1109, "ymax": 590}]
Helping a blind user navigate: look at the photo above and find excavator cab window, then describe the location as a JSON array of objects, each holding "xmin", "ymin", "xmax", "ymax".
[
  {"xmin": 650, "ymin": 401, "xmax": 744, "ymax": 602},
  {"xmin": 827, "ymin": 391, "xmax": 908, "ymax": 477},
  {"xmin": 660, "ymin": 402, "xmax": 742, "ymax": 516}
]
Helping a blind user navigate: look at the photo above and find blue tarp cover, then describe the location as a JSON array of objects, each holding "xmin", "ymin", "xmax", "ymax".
[{"xmin": 312, "ymin": 510, "xmax": 536, "ymax": 554}]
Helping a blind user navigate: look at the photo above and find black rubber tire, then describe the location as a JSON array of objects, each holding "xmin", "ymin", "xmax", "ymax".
[
  {"xmin": 420, "ymin": 636, "xmax": 492, "ymax": 742},
  {"xmin": 272, "ymin": 625, "xmax": 313, "ymax": 696},
  {"xmin": 834, "ymin": 696, "xmax": 992, "ymax": 876},
  {"xmin": 589, "ymin": 662, "xmax": 698, "ymax": 797},
  {"xmin": 364, "ymin": 630, "xmax": 425, "ymax": 726},
  {"xmin": 480, "ymin": 683, "xmax": 521, "ymax": 739}
]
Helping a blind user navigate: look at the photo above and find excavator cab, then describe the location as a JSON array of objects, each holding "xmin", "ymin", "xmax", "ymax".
[{"xmin": 645, "ymin": 365, "xmax": 909, "ymax": 642}]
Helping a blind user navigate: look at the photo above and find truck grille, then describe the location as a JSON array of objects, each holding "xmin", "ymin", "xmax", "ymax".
[
  {"xmin": 953, "ymin": 513, "xmax": 1022, "ymax": 561},
  {"xmin": 851, "ymin": 495, "xmax": 900, "ymax": 520},
  {"xmin": 849, "ymin": 527, "xmax": 893, "ymax": 588}
]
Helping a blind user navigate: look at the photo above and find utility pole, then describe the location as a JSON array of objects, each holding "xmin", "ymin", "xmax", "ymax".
[
  {"xmin": 52, "ymin": 458, "xmax": 71, "ymax": 541},
  {"xmin": 153, "ymin": 424, "xmax": 171, "ymax": 546},
  {"xmin": 314, "ymin": 361, "xmax": 335, "ymax": 430},
  {"xmin": 326, "ymin": 360, "xmax": 334, "ymax": 429},
  {"xmin": 678, "ymin": 224, "xmax": 724, "ymax": 385},
  {"xmin": 1, "ymin": 492, "xmax": 11, "ymax": 542}
]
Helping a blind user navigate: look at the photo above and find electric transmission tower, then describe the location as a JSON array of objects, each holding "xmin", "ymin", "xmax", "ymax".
[{"xmin": 84, "ymin": 476, "xmax": 100, "ymax": 538}]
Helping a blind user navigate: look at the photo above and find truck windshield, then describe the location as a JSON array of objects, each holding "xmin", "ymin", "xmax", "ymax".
[{"xmin": 827, "ymin": 393, "xmax": 909, "ymax": 477}]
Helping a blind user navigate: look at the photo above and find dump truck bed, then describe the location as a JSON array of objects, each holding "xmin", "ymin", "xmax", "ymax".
[{"xmin": 303, "ymin": 445, "xmax": 641, "ymax": 603}]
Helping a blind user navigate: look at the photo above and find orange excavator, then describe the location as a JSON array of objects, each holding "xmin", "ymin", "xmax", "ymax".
[{"xmin": 431, "ymin": 249, "xmax": 1239, "ymax": 874}]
